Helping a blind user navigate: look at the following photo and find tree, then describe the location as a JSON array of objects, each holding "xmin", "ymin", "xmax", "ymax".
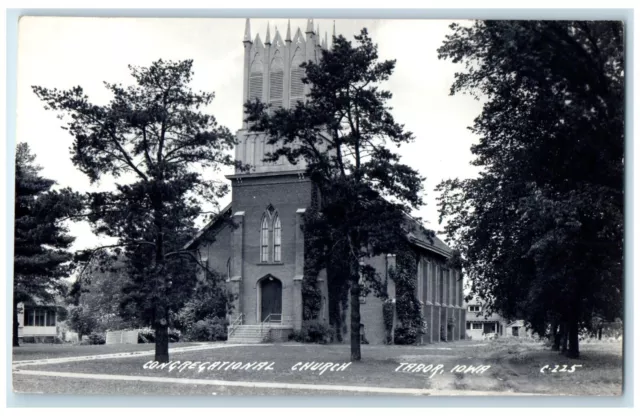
[
  {"xmin": 436, "ymin": 21, "xmax": 624, "ymax": 358},
  {"xmin": 13, "ymin": 142, "xmax": 84, "ymax": 346},
  {"xmin": 66, "ymin": 253, "xmax": 134, "ymax": 334},
  {"xmin": 246, "ymin": 29, "xmax": 424, "ymax": 360},
  {"xmin": 33, "ymin": 59, "xmax": 237, "ymax": 362}
]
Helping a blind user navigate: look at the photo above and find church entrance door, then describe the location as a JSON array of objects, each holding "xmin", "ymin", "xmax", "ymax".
[{"xmin": 260, "ymin": 276, "xmax": 282, "ymax": 323}]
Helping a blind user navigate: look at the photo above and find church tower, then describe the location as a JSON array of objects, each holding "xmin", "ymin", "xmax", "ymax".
[{"xmin": 225, "ymin": 19, "xmax": 328, "ymax": 330}]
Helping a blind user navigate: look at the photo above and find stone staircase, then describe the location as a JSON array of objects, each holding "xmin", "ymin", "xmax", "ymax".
[
  {"xmin": 227, "ymin": 325, "xmax": 267, "ymax": 344},
  {"xmin": 227, "ymin": 314, "xmax": 294, "ymax": 344}
]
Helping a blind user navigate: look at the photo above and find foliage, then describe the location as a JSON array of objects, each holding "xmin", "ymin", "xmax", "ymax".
[
  {"xmin": 382, "ymin": 299, "xmax": 395, "ymax": 344},
  {"xmin": 289, "ymin": 320, "xmax": 335, "ymax": 344},
  {"xmin": 13, "ymin": 142, "xmax": 84, "ymax": 346},
  {"xmin": 389, "ymin": 248, "xmax": 424, "ymax": 344},
  {"xmin": 301, "ymin": 186, "xmax": 323, "ymax": 321},
  {"xmin": 137, "ymin": 327, "xmax": 181, "ymax": 343},
  {"xmin": 246, "ymin": 29, "xmax": 424, "ymax": 360},
  {"xmin": 67, "ymin": 305, "xmax": 99, "ymax": 339},
  {"xmin": 182, "ymin": 317, "xmax": 227, "ymax": 342},
  {"xmin": 171, "ymin": 278, "xmax": 231, "ymax": 336},
  {"xmin": 436, "ymin": 21, "xmax": 624, "ymax": 358},
  {"xmin": 78, "ymin": 333, "xmax": 106, "ymax": 345},
  {"xmin": 394, "ymin": 325, "xmax": 420, "ymax": 345},
  {"xmin": 67, "ymin": 253, "xmax": 134, "ymax": 333},
  {"xmin": 33, "ymin": 59, "xmax": 236, "ymax": 362}
]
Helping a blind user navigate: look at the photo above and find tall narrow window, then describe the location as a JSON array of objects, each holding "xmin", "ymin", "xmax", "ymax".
[
  {"xmin": 290, "ymin": 48, "xmax": 305, "ymax": 105},
  {"xmin": 25, "ymin": 307, "xmax": 34, "ymax": 326},
  {"xmin": 249, "ymin": 59, "xmax": 263, "ymax": 102},
  {"xmin": 416, "ymin": 259, "xmax": 423, "ymax": 302},
  {"xmin": 35, "ymin": 309, "xmax": 46, "ymax": 327},
  {"xmin": 261, "ymin": 216, "xmax": 270, "ymax": 262},
  {"xmin": 269, "ymin": 56, "xmax": 284, "ymax": 110},
  {"xmin": 273, "ymin": 215, "xmax": 282, "ymax": 262},
  {"xmin": 46, "ymin": 310, "xmax": 56, "ymax": 327}
]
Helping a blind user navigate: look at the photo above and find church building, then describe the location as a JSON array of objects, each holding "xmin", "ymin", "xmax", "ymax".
[{"xmin": 185, "ymin": 19, "xmax": 466, "ymax": 344}]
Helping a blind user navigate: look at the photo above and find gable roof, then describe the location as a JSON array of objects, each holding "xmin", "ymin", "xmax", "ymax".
[
  {"xmin": 183, "ymin": 203, "xmax": 232, "ymax": 250},
  {"xmin": 183, "ymin": 203, "xmax": 455, "ymax": 260},
  {"xmin": 404, "ymin": 213, "xmax": 453, "ymax": 259}
]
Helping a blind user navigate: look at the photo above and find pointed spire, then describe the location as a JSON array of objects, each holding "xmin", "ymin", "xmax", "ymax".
[
  {"xmin": 265, "ymin": 22, "xmax": 271, "ymax": 45},
  {"xmin": 285, "ymin": 19, "xmax": 292, "ymax": 42},
  {"xmin": 316, "ymin": 24, "xmax": 321, "ymax": 48},
  {"xmin": 306, "ymin": 18, "xmax": 314, "ymax": 34},
  {"xmin": 243, "ymin": 18, "xmax": 252, "ymax": 43},
  {"xmin": 331, "ymin": 20, "xmax": 336, "ymax": 48}
]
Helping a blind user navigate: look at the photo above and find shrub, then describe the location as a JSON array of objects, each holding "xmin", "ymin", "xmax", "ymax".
[
  {"xmin": 137, "ymin": 327, "xmax": 182, "ymax": 343},
  {"xmin": 394, "ymin": 326, "xmax": 419, "ymax": 345},
  {"xmin": 79, "ymin": 333, "xmax": 106, "ymax": 345},
  {"xmin": 183, "ymin": 317, "xmax": 228, "ymax": 342},
  {"xmin": 383, "ymin": 300, "xmax": 395, "ymax": 344},
  {"xmin": 291, "ymin": 320, "xmax": 334, "ymax": 344}
]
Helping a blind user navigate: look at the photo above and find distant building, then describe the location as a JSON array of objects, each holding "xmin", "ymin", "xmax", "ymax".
[
  {"xmin": 17, "ymin": 302, "xmax": 59, "ymax": 342},
  {"xmin": 464, "ymin": 298, "xmax": 532, "ymax": 340}
]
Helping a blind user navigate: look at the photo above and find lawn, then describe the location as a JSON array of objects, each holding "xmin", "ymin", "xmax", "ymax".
[
  {"xmin": 13, "ymin": 341, "xmax": 200, "ymax": 361},
  {"xmin": 12, "ymin": 338, "xmax": 623, "ymax": 396}
]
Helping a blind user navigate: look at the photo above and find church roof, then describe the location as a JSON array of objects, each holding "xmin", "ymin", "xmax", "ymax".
[
  {"xmin": 183, "ymin": 203, "xmax": 233, "ymax": 250},
  {"xmin": 404, "ymin": 214, "xmax": 453, "ymax": 259}
]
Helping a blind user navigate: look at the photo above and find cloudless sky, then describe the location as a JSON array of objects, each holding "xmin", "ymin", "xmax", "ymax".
[{"xmin": 17, "ymin": 17, "xmax": 483, "ymax": 251}]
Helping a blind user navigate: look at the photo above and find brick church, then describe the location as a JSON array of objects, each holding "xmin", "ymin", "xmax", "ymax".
[{"xmin": 185, "ymin": 19, "xmax": 466, "ymax": 344}]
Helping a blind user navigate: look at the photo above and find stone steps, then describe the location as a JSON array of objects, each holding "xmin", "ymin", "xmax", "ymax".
[{"xmin": 227, "ymin": 324, "xmax": 293, "ymax": 343}]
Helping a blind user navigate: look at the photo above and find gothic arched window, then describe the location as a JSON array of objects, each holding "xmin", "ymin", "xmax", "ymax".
[
  {"xmin": 269, "ymin": 55, "xmax": 284, "ymax": 110},
  {"xmin": 260, "ymin": 205, "xmax": 282, "ymax": 263},
  {"xmin": 249, "ymin": 57, "xmax": 264, "ymax": 102},
  {"xmin": 290, "ymin": 48, "xmax": 305, "ymax": 105},
  {"xmin": 273, "ymin": 215, "xmax": 282, "ymax": 262},
  {"xmin": 260, "ymin": 215, "xmax": 270, "ymax": 262}
]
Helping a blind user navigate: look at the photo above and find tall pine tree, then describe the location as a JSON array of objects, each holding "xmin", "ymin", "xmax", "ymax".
[
  {"xmin": 13, "ymin": 143, "xmax": 84, "ymax": 347},
  {"xmin": 33, "ymin": 59, "xmax": 237, "ymax": 362},
  {"xmin": 246, "ymin": 29, "xmax": 424, "ymax": 360}
]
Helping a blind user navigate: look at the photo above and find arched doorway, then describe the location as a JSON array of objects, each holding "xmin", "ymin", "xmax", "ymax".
[{"xmin": 259, "ymin": 275, "xmax": 282, "ymax": 322}]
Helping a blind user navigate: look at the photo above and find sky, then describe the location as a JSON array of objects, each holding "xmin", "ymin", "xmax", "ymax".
[{"xmin": 16, "ymin": 17, "xmax": 483, "ymax": 251}]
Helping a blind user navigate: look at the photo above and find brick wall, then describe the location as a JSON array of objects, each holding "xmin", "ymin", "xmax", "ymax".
[{"xmin": 231, "ymin": 173, "xmax": 311, "ymax": 324}]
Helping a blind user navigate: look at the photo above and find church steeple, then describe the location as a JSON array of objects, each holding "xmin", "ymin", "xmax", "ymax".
[
  {"xmin": 285, "ymin": 20, "xmax": 292, "ymax": 42},
  {"xmin": 305, "ymin": 18, "xmax": 314, "ymax": 34},
  {"xmin": 265, "ymin": 22, "xmax": 271, "ymax": 45},
  {"xmin": 243, "ymin": 18, "xmax": 252, "ymax": 43}
]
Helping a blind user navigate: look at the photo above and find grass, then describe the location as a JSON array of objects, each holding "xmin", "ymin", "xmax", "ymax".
[
  {"xmin": 12, "ymin": 338, "xmax": 623, "ymax": 396},
  {"xmin": 13, "ymin": 341, "xmax": 200, "ymax": 361}
]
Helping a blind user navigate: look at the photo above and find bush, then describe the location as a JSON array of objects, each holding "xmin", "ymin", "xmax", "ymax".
[
  {"xmin": 394, "ymin": 326, "xmax": 419, "ymax": 345},
  {"xmin": 290, "ymin": 320, "xmax": 334, "ymax": 344},
  {"xmin": 183, "ymin": 317, "xmax": 228, "ymax": 342},
  {"xmin": 137, "ymin": 327, "xmax": 182, "ymax": 343},
  {"xmin": 79, "ymin": 333, "xmax": 106, "ymax": 345}
]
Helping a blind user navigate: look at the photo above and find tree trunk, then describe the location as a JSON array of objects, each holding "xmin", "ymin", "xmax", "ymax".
[
  {"xmin": 560, "ymin": 323, "xmax": 568, "ymax": 354},
  {"xmin": 598, "ymin": 328, "xmax": 603, "ymax": 340},
  {"xmin": 152, "ymin": 186, "xmax": 169, "ymax": 363},
  {"xmin": 13, "ymin": 300, "xmax": 20, "ymax": 347},
  {"xmin": 155, "ymin": 321, "xmax": 169, "ymax": 363},
  {"xmin": 566, "ymin": 319, "xmax": 580, "ymax": 358},
  {"xmin": 551, "ymin": 323, "xmax": 560, "ymax": 351},
  {"xmin": 349, "ymin": 281, "xmax": 362, "ymax": 361}
]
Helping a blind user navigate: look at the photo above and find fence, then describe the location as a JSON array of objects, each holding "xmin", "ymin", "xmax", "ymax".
[{"xmin": 106, "ymin": 329, "xmax": 139, "ymax": 345}]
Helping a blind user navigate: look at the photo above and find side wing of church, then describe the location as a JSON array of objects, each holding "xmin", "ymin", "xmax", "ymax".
[{"xmin": 184, "ymin": 19, "xmax": 466, "ymax": 345}]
